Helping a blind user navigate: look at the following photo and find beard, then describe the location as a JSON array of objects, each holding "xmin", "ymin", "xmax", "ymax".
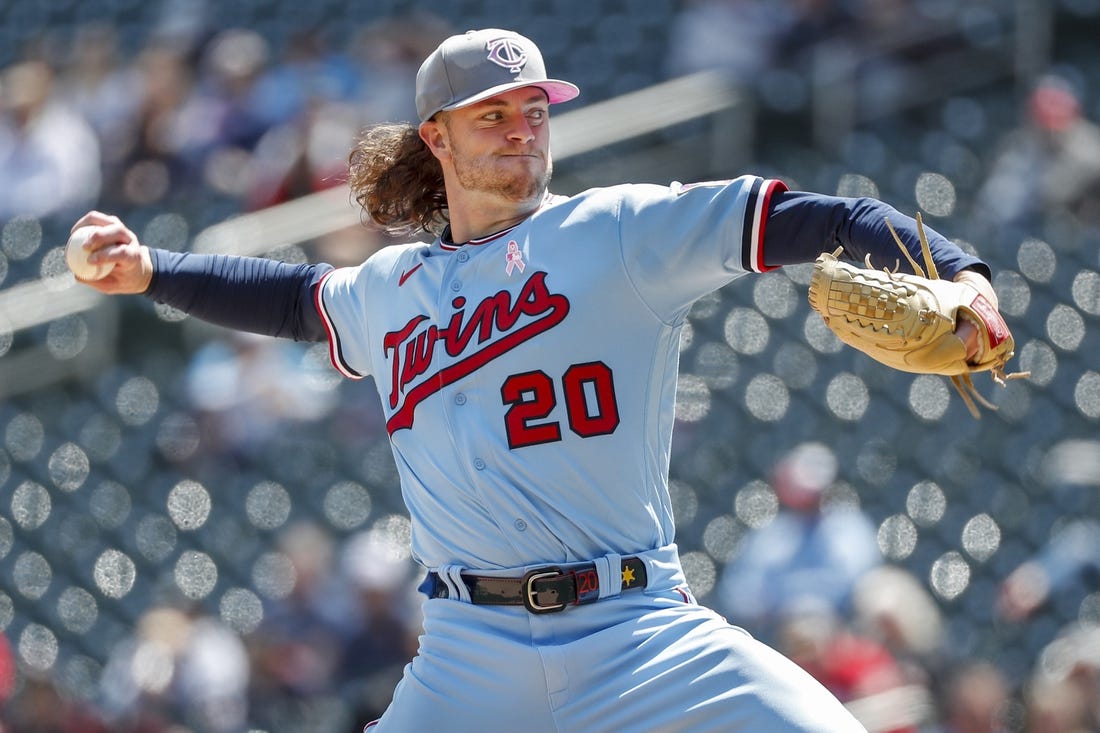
[{"xmin": 450, "ymin": 142, "xmax": 552, "ymax": 203}]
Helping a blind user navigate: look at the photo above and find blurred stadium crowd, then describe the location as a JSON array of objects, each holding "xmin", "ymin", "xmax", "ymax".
[{"xmin": 1, "ymin": 1, "xmax": 1100, "ymax": 731}]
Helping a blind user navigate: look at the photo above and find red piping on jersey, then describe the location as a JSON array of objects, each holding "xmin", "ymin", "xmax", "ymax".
[
  {"xmin": 315, "ymin": 269, "xmax": 365, "ymax": 380},
  {"xmin": 754, "ymin": 178, "xmax": 788, "ymax": 273}
]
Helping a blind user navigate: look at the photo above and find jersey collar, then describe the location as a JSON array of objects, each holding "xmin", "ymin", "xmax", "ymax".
[
  {"xmin": 436, "ymin": 192, "xmax": 562, "ymax": 252},
  {"xmin": 438, "ymin": 224, "xmax": 519, "ymax": 251}
]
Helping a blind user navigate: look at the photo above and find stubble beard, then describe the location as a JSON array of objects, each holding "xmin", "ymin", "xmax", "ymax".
[{"xmin": 452, "ymin": 148, "xmax": 553, "ymax": 204}]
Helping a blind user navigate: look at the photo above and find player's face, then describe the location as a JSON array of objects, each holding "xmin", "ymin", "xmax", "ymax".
[{"xmin": 438, "ymin": 88, "xmax": 552, "ymax": 203}]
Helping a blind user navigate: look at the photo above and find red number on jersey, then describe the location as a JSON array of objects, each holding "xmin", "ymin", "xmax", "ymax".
[
  {"xmin": 501, "ymin": 361, "xmax": 619, "ymax": 449},
  {"xmin": 562, "ymin": 361, "xmax": 620, "ymax": 438},
  {"xmin": 501, "ymin": 370, "xmax": 562, "ymax": 449}
]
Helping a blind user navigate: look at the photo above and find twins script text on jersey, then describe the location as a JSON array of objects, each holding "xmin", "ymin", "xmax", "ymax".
[{"xmin": 383, "ymin": 270, "xmax": 570, "ymax": 432}]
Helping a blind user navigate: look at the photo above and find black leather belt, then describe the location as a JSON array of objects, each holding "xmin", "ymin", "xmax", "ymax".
[{"xmin": 427, "ymin": 556, "xmax": 648, "ymax": 614}]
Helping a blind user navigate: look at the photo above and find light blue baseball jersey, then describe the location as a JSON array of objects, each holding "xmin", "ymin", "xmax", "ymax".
[{"xmin": 317, "ymin": 176, "xmax": 786, "ymax": 571}]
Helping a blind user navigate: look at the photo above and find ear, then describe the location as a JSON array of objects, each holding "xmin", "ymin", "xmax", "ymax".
[{"xmin": 418, "ymin": 119, "xmax": 450, "ymax": 162}]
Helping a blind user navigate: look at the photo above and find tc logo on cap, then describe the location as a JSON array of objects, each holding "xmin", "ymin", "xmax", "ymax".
[
  {"xmin": 486, "ymin": 37, "xmax": 528, "ymax": 75},
  {"xmin": 414, "ymin": 29, "xmax": 579, "ymax": 121}
]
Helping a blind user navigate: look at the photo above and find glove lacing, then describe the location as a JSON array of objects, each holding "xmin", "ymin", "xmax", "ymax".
[{"xmin": 881, "ymin": 214, "xmax": 1030, "ymax": 418}]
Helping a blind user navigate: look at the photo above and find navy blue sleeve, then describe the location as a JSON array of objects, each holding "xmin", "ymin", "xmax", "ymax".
[
  {"xmin": 143, "ymin": 249, "xmax": 334, "ymax": 342},
  {"xmin": 763, "ymin": 191, "xmax": 991, "ymax": 281}
]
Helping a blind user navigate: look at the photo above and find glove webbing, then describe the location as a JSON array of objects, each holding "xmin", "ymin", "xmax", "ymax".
[
  {"xmin": 827, "ymin": 276, "xmax": 929, "ymax": 338},
  {"xmin": 882, "ymin": 214, "xmax": 1029, "ymax": 418}
]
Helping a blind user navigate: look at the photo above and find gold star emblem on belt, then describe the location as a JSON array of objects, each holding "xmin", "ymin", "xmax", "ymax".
[{"xmin": 621, "ymin": 565, "xmax": 636, "ymax": 587}]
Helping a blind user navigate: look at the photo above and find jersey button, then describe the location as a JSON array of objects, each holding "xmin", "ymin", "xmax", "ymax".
[
  {"xmin": 457, "ymin": 251, "xmax": 469, "ymax": 262},
  {"xmin": 514, "ymin": 518, "xmax": 528, "ymax": 532},
  {"xmin": 455, "ymin": 393, "xmax": 467, "ymax": 405},
  {"xmin": 450, "ymin": 280, "xmax": 462, "ymax": 292},
  {"xmin": 473, "ymin": 458, "xmax": 486, "ymax": 470}
]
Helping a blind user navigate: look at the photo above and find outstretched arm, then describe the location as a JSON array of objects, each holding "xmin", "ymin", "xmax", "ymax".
[
  {"xmin": 763, "ymin": 191, "xmax": 990, "ymax": 282},
  {"xmin": 761, "ymin": 194, "xmax": 993, "ymax": 360},
  {"xmin": 70, "ymin": 211, "xmax": 331, "ymax": 342}
]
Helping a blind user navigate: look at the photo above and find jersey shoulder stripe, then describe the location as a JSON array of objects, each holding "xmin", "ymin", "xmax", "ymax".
[
  {"xmin": 315, "ymin": 268, "xmax": 365, "ymax": 379},
  {"xmin": 316, "ymin": 242, "xmax": 432, "ymax": 380},
  {"xmin": 740, "ymin": 177, "xmax": 788, "ymax": 273}
]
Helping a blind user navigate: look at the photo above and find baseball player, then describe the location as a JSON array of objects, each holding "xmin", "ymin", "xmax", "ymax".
[{"xmin": 73, "ymin": 28, "xmax": 1002, "ymax": 733}]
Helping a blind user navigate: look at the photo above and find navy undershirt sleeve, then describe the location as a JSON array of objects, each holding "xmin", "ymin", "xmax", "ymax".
[
  {"xmin": 143, "ymin": 249, "xmax": 334, "ymax": 342},
  {"xmin": 763, "ymin": 191, "xmax": 991, "ymax": 281}
]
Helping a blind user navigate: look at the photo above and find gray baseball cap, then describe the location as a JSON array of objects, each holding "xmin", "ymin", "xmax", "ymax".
[{"xmin": 415, "ymin": 29, "xmax": 580, "ymax": 122}]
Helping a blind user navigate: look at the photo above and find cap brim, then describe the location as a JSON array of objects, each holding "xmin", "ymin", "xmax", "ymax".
[{"xmin": 441, "ymin": 79, "xmax": 580, "ymax": 114}]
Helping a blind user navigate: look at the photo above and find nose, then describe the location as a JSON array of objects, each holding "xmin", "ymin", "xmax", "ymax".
[{"xmin": 506, "ymin": 116, "xmax": 535, "ymax": 144}]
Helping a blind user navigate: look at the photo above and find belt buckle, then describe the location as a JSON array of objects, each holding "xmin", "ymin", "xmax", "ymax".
[{"xmin": 522, "ymin": 567, "xmax": 568, "ymax": 614}]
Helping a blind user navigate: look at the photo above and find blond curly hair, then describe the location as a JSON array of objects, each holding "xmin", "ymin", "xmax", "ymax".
[{"xmin": 348, "ymin": 123, "xmax": 447, "ymax": 236}]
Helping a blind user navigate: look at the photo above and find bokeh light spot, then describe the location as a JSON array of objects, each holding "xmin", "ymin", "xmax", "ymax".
[
  {"xmin": 94, "ymin": 549, "xmax": 136, "ymax": 599},
  {"xmin": 246, "ymin": 481, "xmax": 292, "ymax": 531},
  {"xmin": 878, "ymin": 514, "xmax": 918, "ymax": 561},
  {"xmin": 323, "ymin": 481, "xmax": 372, "ymax": 531},
  {"xmin": 930, "ymin": 551, "xmax": 971, "ymax": 600},
  {"xmin": 167, "ymin": 480, "xmax": 211, "ymax": 531}
]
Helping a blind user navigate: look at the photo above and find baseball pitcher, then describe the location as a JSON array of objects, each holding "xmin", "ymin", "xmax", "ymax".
[{"xmin": 71, "ymin": 28, "xmax": 1017, "ymax": 733}]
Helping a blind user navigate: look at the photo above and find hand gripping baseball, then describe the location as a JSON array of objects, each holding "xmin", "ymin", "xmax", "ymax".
[
  {"xmin": 807, "ymin": 213, "xmax": 1029, "ymax": 418},
  {"xmin": 67, "ymin": 211, "xmax": 154, "ymax": 295}
]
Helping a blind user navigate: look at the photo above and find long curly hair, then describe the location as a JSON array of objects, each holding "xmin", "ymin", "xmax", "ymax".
[{"xmin": 348, "ymin": 123, "xmax": 448, "ymax": 237}]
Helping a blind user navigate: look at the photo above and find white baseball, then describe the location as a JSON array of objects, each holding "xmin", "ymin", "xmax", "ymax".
[{"xmin": 65, "ymin": 225, "xmax": 114, "ymax": 281}]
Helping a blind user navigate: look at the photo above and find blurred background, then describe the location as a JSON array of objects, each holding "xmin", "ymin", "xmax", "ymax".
[{"xmin": 0, "ymin": 0, "xmax": 1098, "ymax": 731}]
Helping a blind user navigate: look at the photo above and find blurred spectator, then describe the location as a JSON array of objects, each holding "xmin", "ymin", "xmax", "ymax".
[
  {"xmin": 2, "ymin": 674, "xmax": 110, "ymax": 733},
  {"xmin": 928, "ymin": 661, "xmax": 1012, "ymax": 733},
  {"xmin": 244, "ymin": 27, "xmax": 363, "ymax": 210},
  {"xmin": 777, "ymin": 606, "xmax": 919, "ymax": 733},
  {"xmin": 997, "ymin": 519, "xmax": 1100, "ymax": 623},
  {"xmin": 663, "ymin": 0, "xmax": 941, "ymax": 131},
  {"xmin": 110, "ymin": 42, "xmax": 215, "ymax": 206},
  {"xmin": 151, "ymin": 0, "xmax": 210, "ymax": 54},
  {"xmin": 717, "ymin": 442, "xmax": 882, "ymax": 641},
  {"xmin": 251, "ymin": 28, "xmax": 361, "ymax": 130},
  {"xmin": 338, "ymin": 528, "xmax": 421, "ymax": 726},
  {"xmin": 245, "ymin": 97, "xmax": 360, "ymax": 210},
  {"xmin": 0, "ymin": 59, "xmax": 102, "ymax": 220},
  {"xmin": 60, "ymin": 23, "xmax": 144, "ymax": 182},
  {"xmin": 183, "ymin": 331, "xmax": 338, "ymax": 461},
  {"xmin": 664, "ymin": 0, "xmax": 796, "ymax": 85},
  {"xmin": 838, "ymin": 0, "xmax": 926, "ymax": 121},
  {"xmin": 99, "ymin": 602, "xmax": 249, "ymax": 732},
  {"xmin": 1023, "ymin": 624, "xmax": 1100, "ymax": 732},
  {"xmin": 852, "ymin": 565, "xmax": 945, "ymax": 686},
  {"xmin": 249, "ymin": 521, "xmax": 354, "ymax": 731},
  {"xmin": 976, "ymin": 74, "xmax": 1100, "ymax": 230},
  {"xmin": 348, "ymin": 16, "xmax": 452, "ymax": 126},
  {"xmin": 772, "ymin": 0, "xmax": 852, "ymax": 61},
  {"xmin": 195, "ymin": 28, "xmax": 279, "ymax": 200},
  {"xmin": 246, "ymin": 17, "xmax": 451, "ymax": 213},
  {"xmin": 1024, "ymin": 676, "xmax": 1092, "ymax": 733}
]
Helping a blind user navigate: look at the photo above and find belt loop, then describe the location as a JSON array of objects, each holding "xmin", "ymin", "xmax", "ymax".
[
  {"xmin": 594, "ymin": 553, "xmax": 622, "ymax": 599},
  {"xmin": 438, "ymin": 564, "xmax": 471, "ymax": 603}
]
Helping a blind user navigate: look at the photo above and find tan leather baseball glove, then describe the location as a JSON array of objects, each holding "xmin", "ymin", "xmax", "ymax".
[{"xmin": 808, "ymin": 214, "xmax": 1028, "ymax": 418}]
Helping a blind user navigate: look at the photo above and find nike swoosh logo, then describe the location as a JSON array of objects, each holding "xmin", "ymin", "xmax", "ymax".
[{"xmin": 398, "ymin": 263, "xmax": 423, "ymax": 286}]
